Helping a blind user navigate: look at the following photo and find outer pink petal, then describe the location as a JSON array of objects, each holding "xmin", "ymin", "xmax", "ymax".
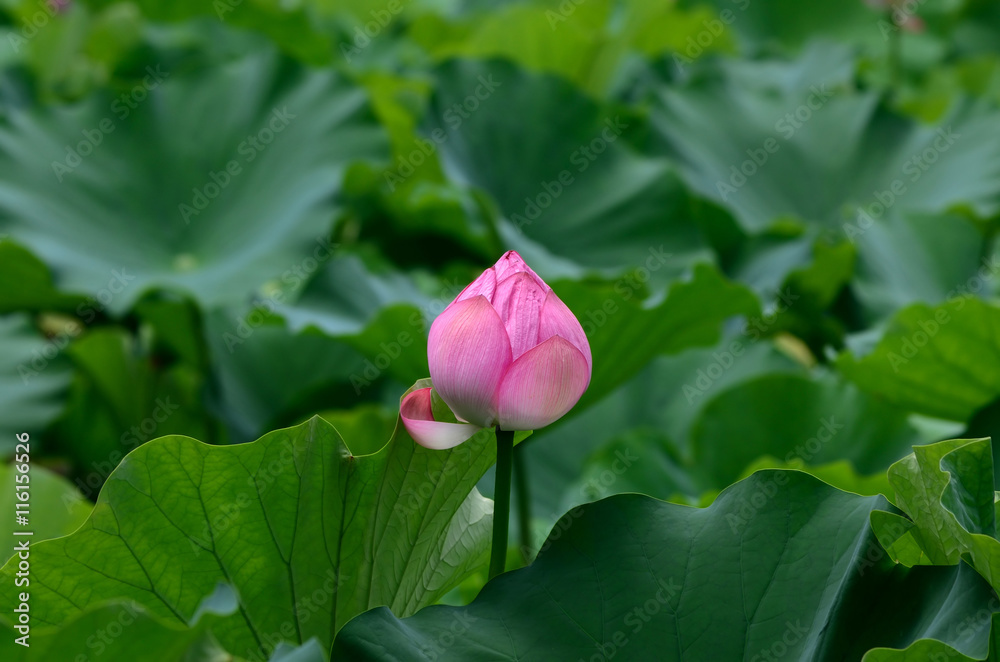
[
  {"xmin": 428, "ymin": 296, "xmax": 512, "ymax": 427},
  {"xmin": 538, "ymin": 289, "xmax": 592, "ymax": 372},
  {"xmin": 400, "ymin": 388, "xmax": 482, "ymax": 450},
  {"xmin": 496, "ymin": 336, "xmax": 590, "ymax": 431},
  {"xmin": 492, "ymin": 272, "xmax": 546, "ymax": 360},
  {"xmin": 454, "ymin": 266, "xmax": 497, "ymax": 304}
]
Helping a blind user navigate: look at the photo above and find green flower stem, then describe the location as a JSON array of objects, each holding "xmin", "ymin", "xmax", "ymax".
[
  {"xmin": 489, "ymin": 427, "xmax": 516, "ymax": 579},
  {"xmin": 513, "ymin": 443, "xmax": 532, "ymax": 563}
]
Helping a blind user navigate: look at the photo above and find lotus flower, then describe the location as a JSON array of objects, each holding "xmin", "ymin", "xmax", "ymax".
[{"xmin": 401, "ymin": 251, "xmax": 592, "ymax": 449}]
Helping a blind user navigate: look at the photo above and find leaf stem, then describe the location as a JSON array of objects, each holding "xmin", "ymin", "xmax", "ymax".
[{"xmin": 489, "ymin": 427, "xmax": 515, "ymax": 579}]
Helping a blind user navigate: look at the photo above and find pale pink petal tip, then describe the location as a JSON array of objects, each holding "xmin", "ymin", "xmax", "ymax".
[
  {"xmin": 493, "ymin": 250, "xmax": 549, "ymax": 292},
  {"xmin": 401, "ymin": 388, "xmax": 482, "ymax": 450}
]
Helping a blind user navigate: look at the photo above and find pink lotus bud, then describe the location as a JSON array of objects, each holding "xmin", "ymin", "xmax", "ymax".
[{"xmin": 401, "ymin": 251, "xmax": 591, "ymax": 449}]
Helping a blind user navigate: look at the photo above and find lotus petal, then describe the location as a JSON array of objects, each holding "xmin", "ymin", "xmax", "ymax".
[
  {"xmin": 538, "ymin": 289, "xmax": 592, "ymax": 371},
  {"xmin": 400, "ymin": 388, "xmax": 482, "ymax": 450},
  {"xmin": 493, "ymin": 271, "xmax": 546, "ymax": 360},
  {"xmin": 428, "ymin": 295, "xmax": 512, "ymax": 427},
  {"xmin": 497, "ymin": 335, "xmax": 590, "ymax": 431}
]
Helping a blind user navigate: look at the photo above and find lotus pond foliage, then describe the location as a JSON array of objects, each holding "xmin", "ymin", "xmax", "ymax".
[{"xmin": 1, "ymin": 0, "xmax": 1000, "ymax": 660}]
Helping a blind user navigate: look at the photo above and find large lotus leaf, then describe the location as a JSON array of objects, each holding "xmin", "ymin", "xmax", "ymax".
[
  {"xmin": 422, "ymin": 57, "xmax": 717, "ymax": 286},
  {"xmin": 334, "ymin": 471, "xmax": 1000, "ymax": 661},
  {"xmin": 0, "ymin": 47, "xmax": 387, "ymax": 314},
  {"xmin": 0, "ymin": 396, "xmax": 515, "ymax": 658},
  {"xmin": 647, "ymin": 42, "xmax": 1000, "ymax": 234},
  {"xmin": 837, "ymin": 298, "xmax": 1000, "ymax": 422},
  {"xmin": 0, "ymin": 313, "xmax": 73, "ymax": 454}
]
